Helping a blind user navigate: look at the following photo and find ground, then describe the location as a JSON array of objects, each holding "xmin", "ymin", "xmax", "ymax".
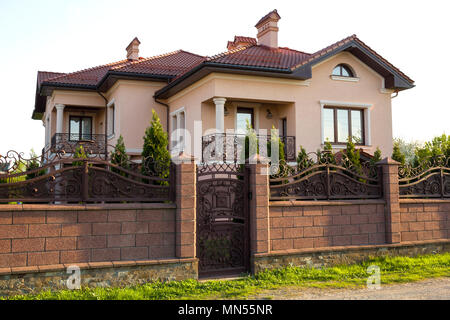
[{"xmin": 247, "ymin": 277, "xmax": 450, "ymax": 300}]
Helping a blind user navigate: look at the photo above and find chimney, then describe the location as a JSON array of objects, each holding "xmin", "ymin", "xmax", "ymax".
[
  {"xmin": 255, "ymin": 9, "xmax": 281, "ymax": 48},
  {"xmin": 126, "ymin": 37, "xmax": 141, "ymax": 60}
]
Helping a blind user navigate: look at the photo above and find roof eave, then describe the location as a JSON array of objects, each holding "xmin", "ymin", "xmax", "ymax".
[
  {"xmin": 294, "ymin": 40, "xmax": 414, "ymax": 91},
  {"xmin": 155, "ymin": 62, "xmax": 310, "ymax": 99}
]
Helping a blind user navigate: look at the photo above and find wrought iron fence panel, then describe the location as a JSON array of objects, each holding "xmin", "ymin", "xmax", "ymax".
[
  {"xmin": 399, "ymin": 157, "xmax": 450, "ymax": 198},
  {"xmin": 269, "ymin": 152, "xmax": 382, "ymax": 201},
  {"xmin": 0, "ymin": 150, "xmax": 173, "ymax": 203}
]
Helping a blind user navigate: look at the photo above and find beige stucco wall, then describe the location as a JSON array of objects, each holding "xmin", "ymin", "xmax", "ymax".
[{"xmin": 104, "ymin": 80, "xmax": 167, "ymax": 153}]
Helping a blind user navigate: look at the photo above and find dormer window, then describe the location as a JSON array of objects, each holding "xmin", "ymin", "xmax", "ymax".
[{"xmin": 332, "ymin": 64, "xmax": 355, "ymax": 77}]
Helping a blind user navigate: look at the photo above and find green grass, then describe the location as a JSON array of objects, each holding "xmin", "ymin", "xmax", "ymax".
[{"xmin": 4, "ymin": 253, "xmax": 450, "ymax": 300}]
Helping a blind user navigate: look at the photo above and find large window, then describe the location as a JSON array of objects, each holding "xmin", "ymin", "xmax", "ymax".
[
  {"xmin": 69, "ymin": 116, "xmax": 93, "ymax": 141},
  {"xmin": 170, "ymin": 108, "xmax": 186, "ymax": 151},
  {"xmin": 323, "ymin": 107, "xmax": 364, "ymax": 145}
]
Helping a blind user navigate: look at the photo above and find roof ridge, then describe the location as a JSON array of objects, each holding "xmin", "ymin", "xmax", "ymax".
[
  {"xmin": 289, "ymin": 34, "xmax": 357, "ymax": 71},
  {"xmin": 44, "ymin": 59, "xmax": 131, "ymax": 82},
  {"xmin": 278, "ymin": 46, "xmax": 311, "ymax": 55},
  {"xmin": 110, "ymin": 50, "xmax": 184, "ymax": 70},
  {"xmin": 207, "ymin": 45, "xmax": 254, "ymax": 61}
]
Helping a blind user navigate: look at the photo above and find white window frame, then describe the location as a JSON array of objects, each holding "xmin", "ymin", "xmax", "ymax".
[
  {"xmin": 319, "ymin": 100, "xmax": 372, "ymax": 147},
  {"xmin": 107, "ymin": 99, "xmax": 115, "ymax": 139}
]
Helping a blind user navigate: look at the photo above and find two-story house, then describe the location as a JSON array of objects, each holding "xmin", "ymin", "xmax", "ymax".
[{"xmin": 32, "ymin": 10, "xmax": 414, "ymax": 162}]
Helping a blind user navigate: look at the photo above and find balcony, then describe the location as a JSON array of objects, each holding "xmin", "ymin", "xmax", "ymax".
[
  {"xmin": 201, "ymin": 133, "xmax": 296, "ymax": 162},
  {"xmin": 49, "ymin": 133, "xmax": 107, "ymax": 156}
]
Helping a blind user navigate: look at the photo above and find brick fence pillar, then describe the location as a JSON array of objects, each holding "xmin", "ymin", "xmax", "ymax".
[
  {"xmin": 173, "ymin": 152, "xmax": 196, "ymax": 258},
  {"xmin": 248, "ymin": 154, "xmax": 270, "ymax": 264},
  {"xmin": 377, "ymin": 157, "xmax": 401, "ymax": 244}
]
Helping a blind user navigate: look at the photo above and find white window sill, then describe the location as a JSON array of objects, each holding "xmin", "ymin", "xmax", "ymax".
[
  {"xmin": 107, "ymin": 134, "xmax": 115, "ymax": 140},
  {"xmin": 330, "ymin": 75, "xmax": 360, "ymax": 82}
]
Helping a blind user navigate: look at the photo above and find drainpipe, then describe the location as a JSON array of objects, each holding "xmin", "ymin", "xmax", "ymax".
[
  {"xmin": 97, "ymin": 91, "xmax": 109, "ymax": 159},
  {"xmin": 154, "ymin": 96, "xmax": 171, "ymax": 150},
  {"xmin": 391, "ymin": 90, "xmax": 399, "ymax": 99}
]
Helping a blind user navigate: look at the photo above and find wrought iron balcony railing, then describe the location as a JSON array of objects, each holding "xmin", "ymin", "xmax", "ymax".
[
  {"xmin": 50, "ymin": 133, "xmax": 107, "ymax": 156},
  {"xmin": 201, "ymin": 133, "xmax": 296, "ymax": 162}
]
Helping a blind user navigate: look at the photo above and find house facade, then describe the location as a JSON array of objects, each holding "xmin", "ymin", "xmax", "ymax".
[{"xmin": 33, "ymin": 10, "xmax": 414, "ymax": 161}]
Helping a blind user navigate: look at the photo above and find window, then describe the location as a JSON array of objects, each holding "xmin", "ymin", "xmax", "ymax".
[
  {"xmin": 170, "ymin": 108, "xmax": 186, "ymax": 151},
  {"xmin": 323, "ymin": 107, "xmax": 364, "ymax": 144},
  {"xmin": 69, "ymin": 116, "xmax": 93, "ymax": 141},
  {"xmin": 107, "ymin": 103, "xmax": 115, "ymax": 137},
  {"xmin": 332, "ymin": 64, "xmax": 354, "ymax": 77},
  {"xmin": 236, "ymin": 107, "xmax": 254, "ymax": 133}
]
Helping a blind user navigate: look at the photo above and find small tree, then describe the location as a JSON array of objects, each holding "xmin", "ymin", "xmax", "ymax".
[
  {"xmin": 267, "ymin": 125, "xmax": 285, "ymax": 162},
  {"xmin": 141, "ymin": 110, "xmax": 171, "ymax": 183},
  {"xmin": 296, "ymin": 146, "xmax": 313, "ymax": 170},
  {"xmin": 110, "ymin": 135, "xmax": 130, "ymax": 175},
  {"xmin": 73, "ymin": 145, "xmax": 88, "ymax": 167},
  {"xmin": 25, "ymin": 149, "xmax": 46, "ymax": 180},
  {"xmin": 317, "ymin": 140, "xmax": 335, "ymax": 164},
  {"xmin": 370, "ymin": 147, "xmax": 382, "ymax": 166},
  {"xmin": 344, "ymin": 139, "xmax": 362, "ymax": 174},
  {"xmin": 392, "ymin": 142, "xmax": 405, "ymax": 165}
]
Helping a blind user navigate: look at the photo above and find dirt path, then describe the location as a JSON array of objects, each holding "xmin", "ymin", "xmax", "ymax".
[{"xmin": 247, "ymin": 278, "xmax": 450, "ymax": 300}]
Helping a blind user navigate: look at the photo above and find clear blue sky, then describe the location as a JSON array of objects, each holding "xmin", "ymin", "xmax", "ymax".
[{"xmin": 0, "ymin": 0, "xmax": 449, "ymax": 155}]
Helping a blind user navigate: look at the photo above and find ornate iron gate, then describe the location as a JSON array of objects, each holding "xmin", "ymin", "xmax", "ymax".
[{"xmin": 196, "ymin": 163, "xmax": 249, "ymax": 277}]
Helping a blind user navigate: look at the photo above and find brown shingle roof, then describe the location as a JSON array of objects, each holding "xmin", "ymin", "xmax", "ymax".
[
  {"xmin": 40, "ymin": 51, "xmax": 206, "ymax": 87},
  {"xmin": 207, "ymin": 44, "xmax": 311, "ymax": 70}
]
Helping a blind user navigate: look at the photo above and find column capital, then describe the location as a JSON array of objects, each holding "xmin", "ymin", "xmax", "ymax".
[
  {"xmin": 55, "ymin": 104, "xmax": 65, "ymax": 111},
  {"xmin": 213, "ymin": 97, "xmax": 226, "ymax": 105}
]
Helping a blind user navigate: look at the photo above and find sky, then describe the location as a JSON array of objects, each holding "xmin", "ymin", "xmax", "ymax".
[{"xmin": 0, "ymin": 0, "xmax": 449, "ymax": 156}]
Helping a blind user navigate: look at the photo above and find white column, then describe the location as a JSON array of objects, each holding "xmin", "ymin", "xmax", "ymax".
[
  {"xmin": 55, "ymin": 104, "xmax": 65, "ymax": 134},
  {"xmin": 213, "ymin": 97, "xmax": 226, "ymax": 133}
]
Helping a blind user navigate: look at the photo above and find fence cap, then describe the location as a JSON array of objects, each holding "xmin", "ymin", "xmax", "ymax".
[
  {"xmin": 172, "ymin": 151, "xmax": 196, "ymax": 164},
  {"xmin": 376, "ymin": 157, "xmax": 401, "ymax": 166},
  {"xmin": 247, "ymin": 153, "xmax": 270, "ymax": 164}
]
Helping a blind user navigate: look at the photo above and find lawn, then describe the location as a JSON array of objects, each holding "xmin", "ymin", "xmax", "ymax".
[{"xmin": 4, "ymin": 253, "xmax": 450, "ymax": 300}]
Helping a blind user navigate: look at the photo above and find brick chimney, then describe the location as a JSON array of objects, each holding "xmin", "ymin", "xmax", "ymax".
[
  {"xmin": 255, "ymin": 10, "xmax": 281, "ymax": 48},
  {"xmin": 126, "ymin": 37, "xmax": 141, "ymax": 60}
]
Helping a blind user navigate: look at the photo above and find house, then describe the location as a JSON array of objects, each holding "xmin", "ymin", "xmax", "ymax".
[{"xmin": 32, "ymin": 9, "xmax": 414, "ymax": 162}]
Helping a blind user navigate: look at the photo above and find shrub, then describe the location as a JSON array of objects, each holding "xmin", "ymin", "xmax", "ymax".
[
  {"xmin": 141, "ymin": 110, "xmax": 171, "ymax": 183},
  {"xmin": 296, "ymin": 146, "xmax": 313, "ymax": 170},
  {"xmin": 25, "ymin": 150, "xmax": 46, "ymax": 180},
  {"xmin": 392, "ymin": 142, "xmax": 406, "ymax": 165},
  {"xmin": 370, "ymin": 147, "xmax": 382, "ymax": 166},
  {"xmin": 344, "ymin": 139, "xmax": 362, "ymax": 174},
  {"xmin": 110, "ymin": 135, "xmax": 130, "ymax": 175}
]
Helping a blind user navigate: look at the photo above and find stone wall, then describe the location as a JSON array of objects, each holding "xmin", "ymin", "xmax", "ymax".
[
  {"xmin": 0, "ymin": 203, "xmax": 176, "ymax": 268},
  {"xmin": 269, "ymin": 200, "xmax": 386, "ymax": 252}
]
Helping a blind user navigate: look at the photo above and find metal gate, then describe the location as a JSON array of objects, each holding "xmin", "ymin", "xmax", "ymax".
[{"xmin": 196, "ymin": 163, "xmax": 249, "ymax": 277}]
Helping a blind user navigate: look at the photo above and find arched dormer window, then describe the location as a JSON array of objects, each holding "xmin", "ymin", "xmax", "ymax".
[{"xmin": 332, "ymin": 64, "xmax": 355, "ymax": 77}]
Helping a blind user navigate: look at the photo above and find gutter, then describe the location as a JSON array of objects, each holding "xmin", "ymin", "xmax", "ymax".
[{"xmin": 96, "ymin": 91, "xmax": 109, "ymax": 159}]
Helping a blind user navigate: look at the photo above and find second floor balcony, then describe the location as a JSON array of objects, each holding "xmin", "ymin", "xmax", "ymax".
[{"xmin": 47, "ymin": 133, "xmax": 107, "ymax": 156}]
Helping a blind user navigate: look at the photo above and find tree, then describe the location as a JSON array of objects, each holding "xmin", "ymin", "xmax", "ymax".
[
  {"xmin": 73, "ymin": 145, "xmax": 88, "ymax": 167},
  {"xmin": 296, "ymin": 146, "xmax": 313, "ymax": 170},
  {"xmin": 267, "ymin": 125, "xmax": 285, "ymax": 162},
  {"xmin": 110, "ymin": 135, "xmax": 130, "ymax": 175},
  {"xmin": 317, "ymin": 140, "xmax": 335, "ymax": 164},
  {"xmin": 370, "ymin": 147, "xmax": 382, "ymax": 166},
  {"xmin": 141, "ymin": 110, "xmax": 171, "ymax": 183},
  {"xmin": 391, "ymin": 142, "xmax": 405, "ymax": 165},
  {"xmin": 393, "ymin": 138, "xmax": 422, "ymax": 165},
  {"xmin": 413, "ymin": 133, "xmax": 449, "ymax": 166},
  {"xmin": 25, "ymin": 149, "xmax": 46, "ymax": 180},
  {"xmin": 344, "ymin": 139, "xmax": 362, "ymax": 174}
]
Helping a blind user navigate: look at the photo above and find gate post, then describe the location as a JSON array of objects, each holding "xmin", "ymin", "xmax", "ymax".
[
  {"xmin": 173, "ymin": 152, "xmax": 196, "ymax": 259},
  {"xmin": 248, "ymin": 154, "xmax": 270, "ymax": 270},
  {"xmin": 377, "ymin": 157, "xmax": 401, "ymax": 244}
]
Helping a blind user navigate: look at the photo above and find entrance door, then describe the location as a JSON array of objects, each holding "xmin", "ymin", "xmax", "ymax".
[{"xmin": 236, "ymin": 107, "xmax": 254, "ymax": 132}]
